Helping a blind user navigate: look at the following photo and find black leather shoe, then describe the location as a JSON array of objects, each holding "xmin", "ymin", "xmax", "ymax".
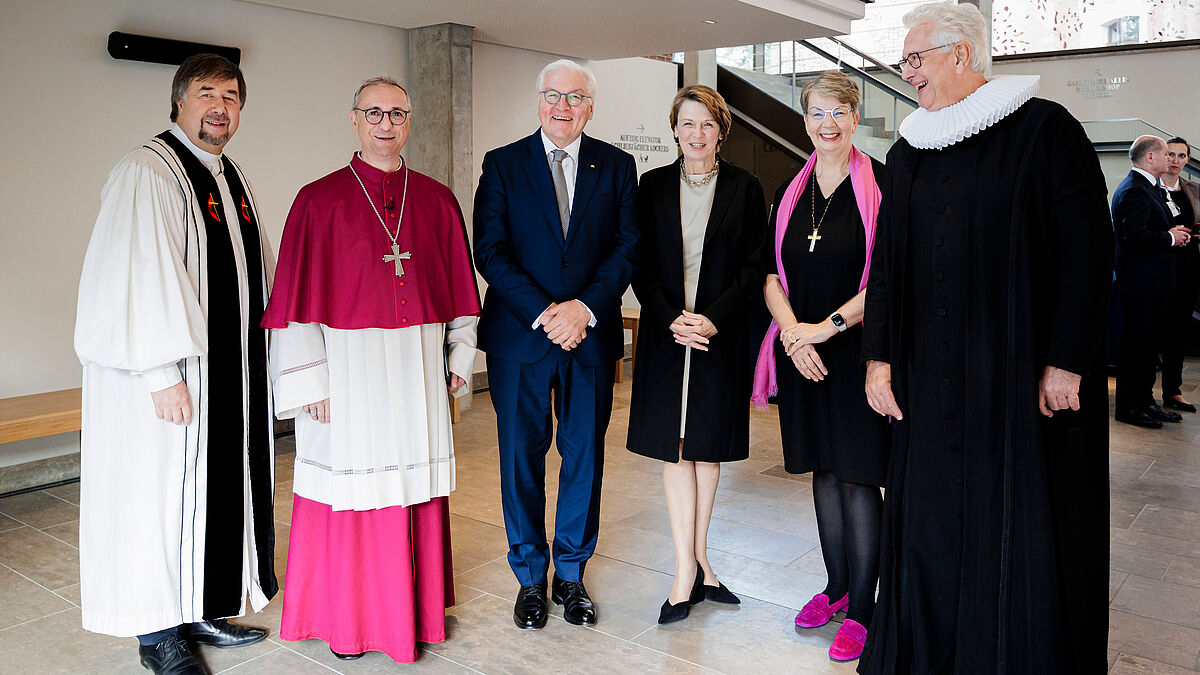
[
  {"xmin": 1145, "ymin": 403, "xmax": 1183, "ymax": 423},
  {"xmin": 551, "ymin": 575, "xmax": 597, "ymax": 626},
  {"xmin": 181, "ymin": 619, "xmax": 267, "ymax": 649},
  {"xmin": 1115, "ymin": 408, "xmax": 1163, "ymax": 429},
  {"xmin": 513, "ymin": 582, "xmax": 548, "ymax": 630},
  {"xmin": 138, "ymin": 634, "xmax": 206, "ymax": 674},
  {"xmin": 1164, "ymin": 398, "xmax": 1197, "ymax": 413},
  {"xmin": 330, "ymin": 647, "xmax": 364, "ymax": 660},
  {"xmin": 704, "ymin": 582, "xmax": 741, "ymax": 604}
]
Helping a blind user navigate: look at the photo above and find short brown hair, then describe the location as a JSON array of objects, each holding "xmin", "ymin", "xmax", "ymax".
[
  {"xmin": 669, "ymin": 85, "xmax": 732, "ymax": 151},
  {"xmin": 800, "ymin": 70, "xmax": 861, "ymax": 115},
  {"xmin": 170, "ymin": 53, "xmax": 246, "ymax": 122}
]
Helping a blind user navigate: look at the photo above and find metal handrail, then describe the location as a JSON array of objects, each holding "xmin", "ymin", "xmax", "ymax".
[
  {"xmin": 823, "ymin": 37, "xmax": 906, "ymax": 79},
  {"xmin": 795, "ymin": 39, "xmax": 917, "ymax": 106}
]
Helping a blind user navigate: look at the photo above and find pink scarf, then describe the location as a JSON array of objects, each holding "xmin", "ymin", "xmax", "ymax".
[{"xmin": 750, "ymin": 145, "xmax": 880, "ymax": 410}]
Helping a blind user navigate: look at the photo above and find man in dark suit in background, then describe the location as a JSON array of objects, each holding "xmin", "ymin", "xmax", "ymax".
[
  {"xmin": 473, "ymin": 59, "xmax": 638, "ymax": 630},
  {"xmin": 1114, "ymin": 134, "xmax": 1193, "ymax": 428}
]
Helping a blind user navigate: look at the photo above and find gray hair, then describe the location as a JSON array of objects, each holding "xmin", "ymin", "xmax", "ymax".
[
  {"xmin": 903, "ymin": 2, "xmax": 991, "ymax": 75},
  {"xmin": 1130, "ymin": 135, "xmax": 1166, "ymax": 164},
  {"xmin": 352, "ymin": 76, "xmax": 410, "ymax": 110},
  {"xmin": 536, "ymin": 59, "xmax": 597, "ymax": 99}
]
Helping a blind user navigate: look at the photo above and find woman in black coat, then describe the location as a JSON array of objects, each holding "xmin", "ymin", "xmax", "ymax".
[{"xmin": 626, "ymin": 84, "xmax": 767, "ymax": 624}]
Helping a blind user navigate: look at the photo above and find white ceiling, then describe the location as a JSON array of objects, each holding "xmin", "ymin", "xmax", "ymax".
[{"xmin": 238, "ymin": 0, "xmax": 867, "ymax": 60}]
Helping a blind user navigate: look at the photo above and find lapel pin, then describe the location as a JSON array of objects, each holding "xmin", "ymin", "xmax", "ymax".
[{"xmin": 590, "ymin": 164, "xmax": 595, "ymax": 168}]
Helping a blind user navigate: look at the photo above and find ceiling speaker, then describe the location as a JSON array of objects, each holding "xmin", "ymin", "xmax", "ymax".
[{"xmin": 107, "ymin": 31, "xmax": 241, "ymax": 66}]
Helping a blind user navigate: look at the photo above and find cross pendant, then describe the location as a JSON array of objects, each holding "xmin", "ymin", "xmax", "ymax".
[
  {"xmin": 807, "ymin": 229, "xmax": 822, "ymax": 252},
  {"xmin": 382, "ymin": 243, "xmax": 412, "ymax": 277}
]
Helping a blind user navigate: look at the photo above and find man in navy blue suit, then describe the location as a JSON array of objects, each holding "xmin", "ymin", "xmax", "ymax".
[
  {"xmin": 473, "ymin": 59, "xmax": 638, "ymax": 630},
  {"xmin": 1113, "ymin": 134, "xmax": 1192, "ymax": 428}
]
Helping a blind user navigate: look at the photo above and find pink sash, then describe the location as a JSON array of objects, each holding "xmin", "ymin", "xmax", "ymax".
[{"xmin": 751, "ymin": 146, "xmax": 880, "ymax": 409}]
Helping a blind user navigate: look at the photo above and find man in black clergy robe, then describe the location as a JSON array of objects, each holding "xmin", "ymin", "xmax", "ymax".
[
  {"xmin": 1113, "ymin": 135, "xmax": 1191, "ymax": 428},
  {"xmin": 859, "ymin": 4, "xmax": 1113, "ymax": 673}
]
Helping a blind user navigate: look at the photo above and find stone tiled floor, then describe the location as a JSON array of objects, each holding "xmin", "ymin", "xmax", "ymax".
[{"xmin": 3, "ymin": 364, "xmax": 1200, "ymax": 673}]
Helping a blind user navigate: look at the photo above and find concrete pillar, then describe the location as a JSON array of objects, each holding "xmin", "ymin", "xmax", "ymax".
[
  {"xmin": 406, "ymin": 22, "xmax": 477, "ymax": 409},
  {"xmin": 682, "ymin": 49, "xmax": 717, "ymax": 88}
]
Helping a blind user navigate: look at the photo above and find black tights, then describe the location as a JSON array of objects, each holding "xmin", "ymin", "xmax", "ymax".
[{"xmin": 812, "ymin": 470, "xmax": 882, "ymax": 625}]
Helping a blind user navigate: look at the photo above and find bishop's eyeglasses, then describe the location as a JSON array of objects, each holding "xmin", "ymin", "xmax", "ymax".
[
  {"xmin": 539, "ymin": 89, "xmax": 592, "ymax": 107},
  {"xmin": 895, "ymin": 43, "xmax": 958, "ymax": 71},
  {"xmin": 355, "ymin": 107, "xmax": 410, "ymax": 125}
]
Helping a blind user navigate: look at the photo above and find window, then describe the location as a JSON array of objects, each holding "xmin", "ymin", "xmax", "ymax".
[{"xmin": 1106, "ymin": 16, "xmax": 1140, "ymax": 46}]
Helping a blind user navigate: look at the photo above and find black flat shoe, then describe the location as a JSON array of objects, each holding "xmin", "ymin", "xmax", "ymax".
[
  {"xmin": 704, "ymin": 582, "xmax": 741, "ymax": 604},
  {"xmin": 658, "ymin": 598, "xmax": 690, "ymax": 624},
  {"xmin": 1145, "ymin": 403, "xmax": 1183, "ymax": 423},
  {"xmin": 1164, "ymin": 398, "xmax": 1197, "ymax": 413},
  {"xmin": 181, "ymin": 618, "xmax": 267, "ymax": 649},
  {"xmin": 551, "ymin": 575, "xmax": 597, "ymax": 626},
  {"xmin": 330, "ymin": 647, "xmax": 364, "ymax": 660},
  {"xmin": 513, "ymin": 582, "xmax": 548, "ymax": 630},
  {"xmin": 1115, "ymin": 408, "xmax": 1163, "ymax": 429},
  {"xmin": 138, "ymin": 634, "xmax": 205, "ymax": 674}
]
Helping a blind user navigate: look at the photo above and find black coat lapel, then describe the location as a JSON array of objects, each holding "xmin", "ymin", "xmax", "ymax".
[
  {"xmin": 702, "ymin": 158, "xmax": 736, "ymax": 246},
  {"xmin": 521, "ymin": 132, "xmax": 567, "ymax": 244},
  {"xmin": 565, "ymin": 134, "xmax": 602, "ymax": 249}
]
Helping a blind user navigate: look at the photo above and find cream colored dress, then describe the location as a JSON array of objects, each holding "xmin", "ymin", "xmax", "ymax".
[{"xmin": 678, "ymin": 172, "xmax": 717, "ymax": 437}]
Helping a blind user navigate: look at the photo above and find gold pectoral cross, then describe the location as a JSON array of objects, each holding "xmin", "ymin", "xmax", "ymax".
[
  {"xmin": 807, "ymin": 228, "xmax": 822, "ymax": 252},
  {"xmin": 383, "ymin": 243, "xmax": 412, "ymax": 277}
]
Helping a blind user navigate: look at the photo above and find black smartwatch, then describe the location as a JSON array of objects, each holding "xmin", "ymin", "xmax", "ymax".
[{"xmin": 830, "ymin": 312, "xmax": 847, "ymax": 332}]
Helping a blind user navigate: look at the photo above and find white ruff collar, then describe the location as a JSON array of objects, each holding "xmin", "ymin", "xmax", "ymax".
[{"xmin": 899, "ymin": 75, "xmax": 1040, "ymax": 150}]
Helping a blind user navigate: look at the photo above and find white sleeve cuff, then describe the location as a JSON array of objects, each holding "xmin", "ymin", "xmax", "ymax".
[
  {"xmin": 578, "ymin": 300, "xmax": 598, "ymax": 327},
  {"xmin": 273, "ymin": 360, "xmax": 329, "ymax": 420},
  {"xmin": 139, "ymin": 363, "xmax": 183, "ymax": 393}
]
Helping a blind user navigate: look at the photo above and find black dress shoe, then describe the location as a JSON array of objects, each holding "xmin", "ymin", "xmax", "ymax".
[
  {"xmin": 138, "ymin": 634, "xmax": 206, "ymax": 674},
  {"xmin": 551, "ymin": 575, "xmax": 597, "ymax": 626},
  {"xmin": 1164, "ymin": 398, "xmax": 1197, "ymax": 413},
  {"xmin": 703, "ymin": 582, "xmax": 741, "ymax": 604},
  {"xmin": 513, "ymin": 582, "xmax": 548, "ymax": 630},
  {"xmin": 180, "ymin": 618, "xmax": 267, "ymax": 649},
  {"xmin": 1145, "ymin": 403, "xmax": 1183, "ymax": 423},
  {"xmin": 1115, "ymin": 408, "xmax": 1163, "ymax": 429},
  {"xmin": 330, "ymin": 647, "xmax": 364, "ymax": 660}
]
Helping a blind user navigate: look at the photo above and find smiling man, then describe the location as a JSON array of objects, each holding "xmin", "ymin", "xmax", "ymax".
[
  {"xmin": 261, "ymin": 76, "xmax": 479, "ymax": 663},
  {"xmin": 859, "ymin": 3, "xmax": 1113, "ymax": 672},
  {"xmin": 75, "ymin": 53, "xmax": 276, "ymax": 675},
  {"xmin": 474, "ymin": 59, "xmax": 638, "ymax": 630}
]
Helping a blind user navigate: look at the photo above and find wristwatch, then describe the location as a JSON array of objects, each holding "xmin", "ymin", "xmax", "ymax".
[{"xmin": 830, "ymin": 312, "xmax": 847, "ymax": 332}]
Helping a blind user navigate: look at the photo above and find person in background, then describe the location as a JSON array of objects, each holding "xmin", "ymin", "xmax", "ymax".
[
  {"xmin": 1159, "ymin": 137, "xmax": 1200, "ymax": 413},
  {"xmin": 626, "ymin": 84, "xmax": 766, "ymax": 625}
]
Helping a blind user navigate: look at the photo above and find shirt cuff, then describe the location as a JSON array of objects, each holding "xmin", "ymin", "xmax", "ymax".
[
  {"xmin": 139, "ymin": 363, "xmax": 183, "ymax": 393},
  {"xmin": 578, "ymin": 300, "xmax": 597, "ymax": 327},
  {"xmin": 532, "ymin": 304, "xmax": 554, "ymax": 330}
]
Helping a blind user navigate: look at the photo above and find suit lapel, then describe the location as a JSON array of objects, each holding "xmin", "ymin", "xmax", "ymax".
[
  {"xmin": 564, "ymin": 134, "xmax": 601, "ymax": 250},
  {"xmin": 521, "ymin": 131, "xmax": 568, "ymax": 244},
  {"xmin": 702, "ymin": 158, "xmax": 735, "ymax": 246}
]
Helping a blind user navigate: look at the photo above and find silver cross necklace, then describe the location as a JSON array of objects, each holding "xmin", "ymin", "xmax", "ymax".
[{"xmin": 350, "ymin": 155, "xmax": 411, "ymax": 276}]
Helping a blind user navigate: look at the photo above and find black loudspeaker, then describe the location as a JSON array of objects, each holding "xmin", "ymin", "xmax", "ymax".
[{"xmin": 107, "ymin": 31, "xmax": 241, "ymax": 66}]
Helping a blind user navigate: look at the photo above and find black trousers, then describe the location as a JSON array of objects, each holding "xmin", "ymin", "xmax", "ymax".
[
  {"xmin": 1117, "ymin": 294, "xmax": 1168, "ymax": 410},
  {"xmin": 1161, "ymin": 263, "xmax": 1200, "ymax": 397}
]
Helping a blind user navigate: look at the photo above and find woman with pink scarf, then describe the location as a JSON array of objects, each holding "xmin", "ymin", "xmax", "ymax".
[{"xmin": 752, "ymin": 70, "xmax": 888, "ymax": 663}]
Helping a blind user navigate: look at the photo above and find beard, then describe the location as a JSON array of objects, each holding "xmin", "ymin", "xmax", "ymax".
[{"xmin": 198, "ymin": 115, "xmax": 231, "ymax": 147}]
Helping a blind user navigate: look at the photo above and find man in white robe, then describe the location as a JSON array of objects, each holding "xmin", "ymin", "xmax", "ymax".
[
  {"xmin": 75, "ymin": 54, "xmax": 277, "ymax": 675},
  {"xmin": 262, "ymin": 77, "xmax": 480, "ymax": 662}
]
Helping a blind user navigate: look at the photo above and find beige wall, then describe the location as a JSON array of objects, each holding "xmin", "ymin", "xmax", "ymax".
[
  {"xmin": 1, "ymin": 0, "xmax": 408, "ymax": 466},
  {"xmin": 994, "ymin": 46, "xmax": 1199, "ymax": 138}
]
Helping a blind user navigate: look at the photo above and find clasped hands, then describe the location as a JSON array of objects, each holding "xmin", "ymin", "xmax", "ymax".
[
  {"xmin": 1170, "ymin": 226, "xmax": 1192, "ymax": 247},
  {"xmin": 781, "ymin": 321, "xmax": 837, "ymax": 382},
  {"xmin": 670, "ymin": 310, "xmax": 717, "ymax": 351},
  {"xmin": 538, "ymin": 300, "xmax": 589, "ymax": 351}
]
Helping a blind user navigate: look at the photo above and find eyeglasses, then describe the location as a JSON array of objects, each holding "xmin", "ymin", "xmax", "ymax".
[
  {"xmin": 1167, "ymin": 151, "xmax": 1190, "ymax": 160},
  {"xmin": 539, "ymin": 89, "xmax": 592, "ymax": 107},
  {"xmin": 895, "ymin": 43, "xmax": 959, "ymax": 71},
  {"xmin": 354, "ymin": 107, "xmax": 410, "ymax": 125},
  {"xmin": 807, "ymin": 106, "xmax": 854, "ymax": 121}
]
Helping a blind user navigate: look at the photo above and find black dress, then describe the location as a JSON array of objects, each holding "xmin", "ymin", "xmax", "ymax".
[
  {"xmin": 627, "ymin": 158, "xmax": 767, "ymax": 463},
  {"xmin": 766, "ymin": 165, "xmax": 889, "ymax": 486}
]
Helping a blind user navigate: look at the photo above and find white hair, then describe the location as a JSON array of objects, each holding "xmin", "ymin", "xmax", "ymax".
[
  {"xmin": 903, "ymin": 2, "xmax": 991, "ymax": 75},
  {"xmin": 536, "ymin": 59, "xmax": 597, "ymax": 99}
]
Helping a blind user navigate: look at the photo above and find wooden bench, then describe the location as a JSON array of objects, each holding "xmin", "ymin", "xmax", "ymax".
[
  {"xmin": 615, "ymin": 307, "xmax": 640, "ymax": 384},
  {"xmin": 0, "ymin": 388, "xmax": 83, "ymax": 444}
]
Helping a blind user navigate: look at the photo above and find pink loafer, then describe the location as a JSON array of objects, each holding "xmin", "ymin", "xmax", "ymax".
[
  {"xmin": 794, "ymin": 593, "xmax": 848, "ymax": 628},
  {"xmin": 829, "ymin": 618, "xmax": 868, "ymax": 661}
]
